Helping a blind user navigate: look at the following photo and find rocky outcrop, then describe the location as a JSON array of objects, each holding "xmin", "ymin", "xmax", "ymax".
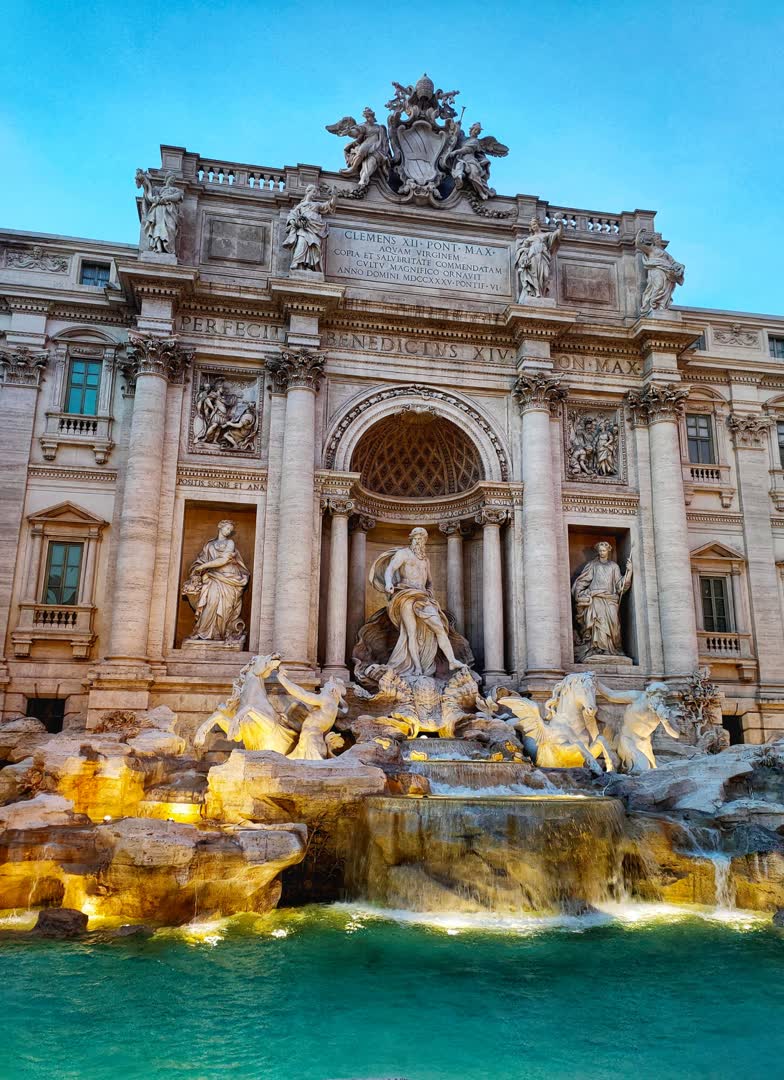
[
  {"xmin": 33, "ymin": 907, "xmax": 88, "ymax": 938},
  {"xmin": 605, "ymin": 748, "xmax": 758, "ymax": 813},
  {"xmin": 0, "ymin": 718, "xmax": 49, "ymax": 765}
]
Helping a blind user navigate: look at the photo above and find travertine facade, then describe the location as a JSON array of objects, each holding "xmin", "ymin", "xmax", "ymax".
[{"xmin": 2, "ymin": 78, "xmax": 784, "ymax": 742}]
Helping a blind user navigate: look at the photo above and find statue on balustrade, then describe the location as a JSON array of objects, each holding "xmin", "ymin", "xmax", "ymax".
[
  {"xmin": 182, "ymin": 520, "xmax": 250, "ymax": 647},
  {"xmin": 284, "ymin": 184, "xmax": 337, "ymax": 272},
  {"xmin": 444, "ymin": 121, "xmax": 508, "ymax": 202},
  {"xmin": 635, "ymin": 228, "xmax": 685, "ymax": 312},
  {"xmin": 514, "ymin": 217, "xmax": 562, "ymax": 299},
  {"xmin": 571, "ymin": 542, "xmax": 632, "ymax": 661},
  {"xmin": 326, "ymin": 108, "xmax": 391, "ymax": 194},
  {"xmin": 353, "ymin": 527, "xmax": 473, "ymax": 685},
  {"xmin": 135, "ymin": 169, "xmax": 183, "ymax": 255}
]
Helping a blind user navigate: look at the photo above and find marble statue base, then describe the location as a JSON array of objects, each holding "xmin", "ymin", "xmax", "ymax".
[
  {"xmin": 577, "ymin": 653, "xmax": 633, "ymax": 666},
  {"xmin": 181, "ymin": 638, "xmax": 246, "ymax": 652},
  {"xmin": 139, "ymin": 251, "xmax": 178, "ymax": 266},
  {"xmin": 516, "ymin": 294, "xmax": 557, "ymax": 308}
]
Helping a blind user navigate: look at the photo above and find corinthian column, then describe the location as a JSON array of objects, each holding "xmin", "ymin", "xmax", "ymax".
[
  {"xmin": 107, "ymin": 334, "xmax": 192, "ymax": 661},
  {"xmin": 439, "ymin": 521, "xmax": 465, "ymax": 631},
  {"xmin": 322, "ymin": 496, "xmax": 353, "ymax": 677},
  {"xmin": 347, "ymin": 515, "xmax": 374, "ymax": 660},
  {"xmin": 269, "ymin": 348, "xmax": 325, "ymax": 667},
  {"xmin": 513, "ymin": 372, "xmax": 566, "ymax": 677},
  {"xmin": 476, "ymin": 507, "xmax": 508, "ymax": 680},
  {"xmin": 627, "ymin": 383, "xmax": 698, "ymax": 674}
]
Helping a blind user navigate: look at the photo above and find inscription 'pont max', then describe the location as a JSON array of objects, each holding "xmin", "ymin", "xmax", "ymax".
[{"xmin": 326, "ymin": 227, "xmax": 511, "ymax": 296}]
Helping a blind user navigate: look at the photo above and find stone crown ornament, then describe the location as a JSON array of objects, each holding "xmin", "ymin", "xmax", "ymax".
[{"xmin": 328, "ymin": 74, "xmax": 509, "ymax": 214}]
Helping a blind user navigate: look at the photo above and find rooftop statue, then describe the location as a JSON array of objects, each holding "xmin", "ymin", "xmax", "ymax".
[
  {"xmin": 325, "ymin": 108, "xmax": 391, "ymax": 195},
  {"xmin": 514, "ymin": 217, "xmax": 562, "ymax": 299},
  {"xmin": 284, "ymin": 184, "xmax": 337, "ymax": 272},
  {"xmin": 135, "ymin": 169, "xmax": 183, "ymax": 256},
  {"xmin": 635, "ymin": 228, "xmax": 685, "ymax": 312},
  {"xmin": 443, "ymin": 120, "xmax": 509, "ymax": 202}
]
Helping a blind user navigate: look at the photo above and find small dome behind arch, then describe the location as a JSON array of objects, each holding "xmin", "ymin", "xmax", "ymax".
[{"xmin": 351, "ymin": 409, "xmax": 484, "ymax": 498}]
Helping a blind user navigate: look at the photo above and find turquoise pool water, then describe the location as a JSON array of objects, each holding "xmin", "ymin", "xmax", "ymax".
[{"xmin": 1, "ymin": 904, "xmax": 782, "ymax": 1080}]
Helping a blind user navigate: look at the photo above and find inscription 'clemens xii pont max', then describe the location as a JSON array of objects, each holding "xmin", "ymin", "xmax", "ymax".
[{"xmin": 326, "ymin": 228, "xmax": 511, "ymax": 296}]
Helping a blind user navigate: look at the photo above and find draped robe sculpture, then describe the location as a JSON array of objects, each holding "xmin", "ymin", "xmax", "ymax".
[
  {"xmin": 182, "ymin": 520, "xmax": 250, "ymax": 646},
  {"xmin": 572, "ymin": 542, "xmax": 632, "ymax": 661}
]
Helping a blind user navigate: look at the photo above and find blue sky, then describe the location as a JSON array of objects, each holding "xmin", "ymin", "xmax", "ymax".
[{"xmin": 2, "ymin": 0, "xmax": 782, "ymax": 314}]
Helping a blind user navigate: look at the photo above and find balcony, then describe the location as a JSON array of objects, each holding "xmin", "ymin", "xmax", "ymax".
[
  {"xmin": 697, "ymin": 630, "xmax": 756, "ymax": 681},
  {"xmin": 12, "ymin": 603, "xmax": 96, "ymax": 659},
  {"xmin": 682, "ymin": 461, "xmax": 734, "ymax": 508},
  {"xmin": 40, "ymin": 411, "xmax": 113, "ymax": 465}
]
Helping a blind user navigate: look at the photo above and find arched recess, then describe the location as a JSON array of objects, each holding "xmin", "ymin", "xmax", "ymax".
[{"xmin": 323, "ymin": 383, "xmax": 511, "ymax": 483}]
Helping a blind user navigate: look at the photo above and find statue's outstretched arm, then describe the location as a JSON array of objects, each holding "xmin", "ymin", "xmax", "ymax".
[
  {"xmin": 660, "ymin": 714, "xmax": 680, "ymax": 739},
  {"xmin": 595, "ymin": 681, "xmax": 636, "ymax": 705},
  {"xmin": 277, "ymin": 668, "xmax": 324, "ymax": 709}
]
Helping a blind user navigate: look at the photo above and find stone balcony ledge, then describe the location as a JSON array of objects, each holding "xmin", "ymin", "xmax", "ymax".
[
  {"xmin": 12, "ymin": 603, "xmax": 96, "ymax": 659},
  {"xmin": 682, "ymin": 461, "xmax": 734, "ymax": 508},
  {"xmin": 40, "ymin": 411, "xmax": 113, "ymax": 465}
]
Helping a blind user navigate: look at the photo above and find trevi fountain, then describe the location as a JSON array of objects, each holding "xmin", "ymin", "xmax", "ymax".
[{"xmin": 1, "ymin": 73, "xmax": 783, "ymax": 1080}]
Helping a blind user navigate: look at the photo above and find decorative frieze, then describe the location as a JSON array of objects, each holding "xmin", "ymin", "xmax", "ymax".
[
  {"xmin": 190, "ymin": 367, "xmax": 262, "ymax": 458},
  {"xmin": 176, "ymin": 465, "xmax": 267, "ymax": 491},
  {"xmin": 5, "ymin": 246, "xmax": 69, "ymax": 272},
  {"xmin": 512, "ymin": 371, "xmax": 567, "ymax": 414},
  {"xmin": 561, "ymin": 491, "xmax": 639, "ymax": 516},
  {"xmin": 625, "ymin": 382, "xmax": 689, "ymax": 425},
  {"xmin": 266, "ymin": 348, "xmax": 326, "ymax": 392},
  {"xmin": 119, "ymin": 333, "xmax": 193, "ymax": 388},
  {"xmin": 553, "ymin": 352, "xmax": 643, "ymax": 378},
  {"xmin": 727, "ymin": 411, "xmax": 772, "ymax": 448},
  {"xmin": 0, "ymin": 346, "xmax": 49, "ymax": 387},
  {"xmin": 564, "ymin": 404, "xmax": 624, "ymax": 483},
  {"xmin": 713, "ymin": 324, "xmax": 760, "ymax": 348}
]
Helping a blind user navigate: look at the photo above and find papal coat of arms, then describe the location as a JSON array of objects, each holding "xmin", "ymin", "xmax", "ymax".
[{"xmin": 327, "ymin": 73, "xmax": 509, "ymax": 213}]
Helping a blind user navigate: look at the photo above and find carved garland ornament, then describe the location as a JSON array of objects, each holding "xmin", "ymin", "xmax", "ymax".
[
  {"xmin": 324, "ymin": 384, "xmax": 510, "ymax": 481},
  {"xmin": 713, "ymin": 324, "xmax": 760, "ymax": 348},
  {"xmin": 625, "ymin": 382, "xmax": 690, "ymax": 424},
  {"xmin": 6, "ymin": 246, "xmax": 69, "ymax": 273},
  {"xmin": 727, "ymin": 411, "xmax": 772, "ymax": 448},
  {"xmin": 0, "ymin": 346, "xmax": 49, "ymax": 386}
]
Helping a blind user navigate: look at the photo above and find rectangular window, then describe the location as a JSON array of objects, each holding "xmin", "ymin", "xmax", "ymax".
[
  {"xmin": 65, "ymin": 359, "xmax": 101, "ymax": 415},
  {"xmin": 701, "ymin": 576, "xmax": 731, "ymax": 633},
  {"xmin": 43, "ymin": 542, "xmax": 83, "ymax": 605},
  {"xmin": 777, "ymin": 422, "xmax": 784, "ymax": 468},
  {"xmin": 686, "ymin": 413, "xmax": 715, "ymax": 464},
  {"xmin": 79, "ymin": 261, "xmax": 111, "ymax": 287},
  {"xmin": 769, "ymin": 336, "xmax": 784, "ymax": 361}
]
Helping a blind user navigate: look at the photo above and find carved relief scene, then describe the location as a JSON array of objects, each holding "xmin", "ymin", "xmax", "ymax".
[{"xmin": 190, "ymin": 368, "xmax": 261, "ymax": 457}]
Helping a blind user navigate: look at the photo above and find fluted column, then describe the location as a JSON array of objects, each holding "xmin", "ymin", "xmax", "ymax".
[
  {"xmin": 269, "ymin": 349, "xmax": 325, "ymax": 666},
  {"xmin": 476, "ymin": 507, "xmax": 507, "ymax": 679},
  {"xmin": 727, "ymin": 411, "xmax": 784, "ymax": 687},
  {"xmin": 439, "ymin": 522, "xmax": 465, "ymax": 631},
  {"xmin": 627, "ymin": 383, "xmax": 698, "ymax": 674},
  {"xmin": 322, "ymin": 496, "xmax": 353, "ymax": 676},
  {"xmin": 513, "ymin": 372, "xmax": 566, "ymax": 676},
  {"xmin": 347, "ymin": 515, "xmax": 374, "ymax": 660},
  {"xmin": 107, "ymin": 335, "xmax": 191, "ymax": 661}
]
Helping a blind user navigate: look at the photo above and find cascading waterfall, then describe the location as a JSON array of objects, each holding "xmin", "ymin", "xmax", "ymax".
[
  {"xmin": 406, "ymin": 759, "xmax": 560, "ymax": 795},
  {"xmin": 347, "ymin": 793, "xmax": 628, "ymax": 914}
]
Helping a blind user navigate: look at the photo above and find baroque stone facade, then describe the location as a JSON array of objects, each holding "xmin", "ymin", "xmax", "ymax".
[{"xmin": 1, "ymin": 75, "xmax": 784, "ymax": 744}]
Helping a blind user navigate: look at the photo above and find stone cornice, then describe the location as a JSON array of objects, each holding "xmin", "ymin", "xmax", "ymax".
[
  {"xmin": 268, "ymin": 278, "xmax": 345, "ymax": 317},
  {"xmin": 28, "ymin": 464, "xmax": 118, "ymax": 484},
  {"xmin": 561, "ymin": 491, "xmax": 640, "ymax": 516},
  {"xmin": 686, "ymin": 510, "xmax": 744, "ymax": 527},
  {"xmin": 176, "ymin": 465, "xmax": 267, "ymax": 491},
  {"xmin": 629, "ymin": 316, "xmax": 702, "ymax": 355},
  {"xmin": 345, "ymin": 479, "xmax": 523, "ymax": 526},
  {"xmin": 626, "ymin": 382, "xmax": 689, "ymax": 425},
  {"xmin": 502, "ymin": 304, "xmax": 578, "ymax": 343}
]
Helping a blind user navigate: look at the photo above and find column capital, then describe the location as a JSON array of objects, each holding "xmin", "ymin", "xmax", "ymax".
[
  {"xmin": 438, "ymin": 521, "xmax": 463, "ymax": 537},
  {"xmin": 267, "ymin": 348, "xmax": 326, "ymax": 392},
  {"xmin": 351, "ymin": 514, "xmax": 376, "ymax": 533},
  {"xmin": 0, "ymin": 345, "xmax": 49, "ymax": 387},
  {"xmin": 321, "ymin": 495, "xmax": 354, "ymax": 516},
  {"xmin": 727, "ymin": 411, "xmax": 772, "ymax": 449},
  {"xmin": 626, "ymin": 382, "xmax": 689, "ymax": 426},
  {"xmin": 512, "ymin": 371, "xmax": 567, "ymax": 415},
  {"xmin": 120, "ymin": 333, "xmax": 193, "ymax": 389},
  {"xmin": 475, "ymin": 506, "xmax": 508, "ymax": 527}
]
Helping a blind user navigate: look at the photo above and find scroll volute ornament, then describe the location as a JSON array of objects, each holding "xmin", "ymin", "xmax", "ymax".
[
  {"xmin": 267, "ymin": 349, "xmax": 326, "ymax": 392},
  {"xmin": 625, "ymin": 382, "xmax": 689, "ymax": 425}
]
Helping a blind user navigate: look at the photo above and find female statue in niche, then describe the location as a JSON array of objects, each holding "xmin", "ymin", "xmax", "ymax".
[
  {"xmin": 571, "ymin": 541, "xmax": 632, "ymax": 661},
  {"xmin": 182, "ymin": 520, "xmax": 250, "ymax": 646}
]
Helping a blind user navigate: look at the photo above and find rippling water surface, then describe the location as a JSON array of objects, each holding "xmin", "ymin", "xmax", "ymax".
[{"xmin": 1, "ymin": 904, "xmax": 782, "ymax": 1080}]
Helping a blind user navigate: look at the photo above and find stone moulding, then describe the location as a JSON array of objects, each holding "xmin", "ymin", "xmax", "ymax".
[
  {"xmin": 323, "ymin": 383, "xmax": 511, "ymax": 482},
  {"xmin": 561, "ymin": 491, "xmax": 639, "ymax": 516},
  {"xmin": 344, "ymin": 479, "xmax": 523, "ymax": 526},
  {"xmin": 176, "ymin": 466, "xmax": 267, "ymax": 492}
]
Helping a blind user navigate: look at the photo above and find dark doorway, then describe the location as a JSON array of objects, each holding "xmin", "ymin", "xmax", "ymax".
[
  {"xmin": 722, "ymin": 714, "xmax": 744, "ymax": 746},
  {"xmin": 25, "ymin": 698, "xmax": 65, "ymax": 733}
]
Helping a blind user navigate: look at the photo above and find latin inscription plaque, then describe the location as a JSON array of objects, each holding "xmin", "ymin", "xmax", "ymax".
[{"xmin": 327, "ymin": 227, "xmax": 511, "ymax": 296}]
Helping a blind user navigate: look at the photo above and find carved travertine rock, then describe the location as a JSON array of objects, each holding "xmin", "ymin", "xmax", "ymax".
[
  {"xmin": 182, "ymin": 520, "xmax": 250, "ymax": 646},
  {"xmin": 571, "ymin": 542, "xmax": 632, "ymax": 661}
]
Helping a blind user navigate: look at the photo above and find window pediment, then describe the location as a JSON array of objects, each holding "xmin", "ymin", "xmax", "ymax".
[{"xmin": 27, "ymin": 502, "xmax": 107, "ymax": 529}]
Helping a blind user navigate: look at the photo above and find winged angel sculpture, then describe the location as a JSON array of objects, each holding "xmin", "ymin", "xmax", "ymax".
[{"xmin": 327, "ymin": 74, "xmax": 509, "ymax": 212}]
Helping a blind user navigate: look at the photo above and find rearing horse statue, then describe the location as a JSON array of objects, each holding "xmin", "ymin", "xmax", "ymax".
[{"xmin": 498, "ymin": 672, "xmax": 614, "ymax": 774}]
